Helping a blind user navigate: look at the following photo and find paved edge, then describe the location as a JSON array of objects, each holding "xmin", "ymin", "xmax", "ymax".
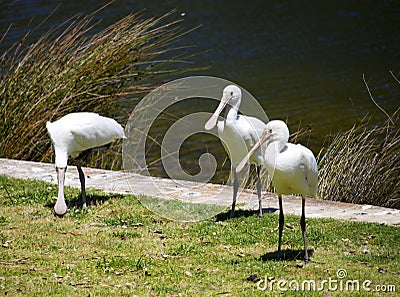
[{"xmin": 0, "ymin": 158, "xmax": 399, "ymax": 226}]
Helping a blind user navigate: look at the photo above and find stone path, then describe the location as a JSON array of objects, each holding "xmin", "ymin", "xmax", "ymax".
[{"xmin": 1, "ymin": 158, "xmax": 399, "ymax": 226}]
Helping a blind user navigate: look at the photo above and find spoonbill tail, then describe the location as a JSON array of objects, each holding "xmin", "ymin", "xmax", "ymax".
[
  {"xmin": 236, "ymin": 120, "xmax": 318, "ymax": 263},
  {"xmin": 46, "ymin": 112, "xmax": 126, "ymax": 216},
  {"xmin": 205, "ymin": 85, "xmax": 267, "ymax": 218}
]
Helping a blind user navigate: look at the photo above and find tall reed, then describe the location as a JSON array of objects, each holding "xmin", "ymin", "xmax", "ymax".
[
  {"xmin": 0, "ymin": 9, "xmax": 190, "ymax": 169},
  {"xmin": 317, "ymin": 110, "xmax": 400, "ymax": 209}
]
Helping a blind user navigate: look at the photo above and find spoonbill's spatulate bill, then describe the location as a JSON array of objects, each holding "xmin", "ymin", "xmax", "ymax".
[
  {"xmin": 236, "ymin": 120, "xmax": 318, "ymax": 263},
  {"xmin": 46, "ymin": 112, "xmax": 126, "ymax": 216},
  {"xmin": 205, "ymin": 85, "xmax": 267, "ymax": 218}
]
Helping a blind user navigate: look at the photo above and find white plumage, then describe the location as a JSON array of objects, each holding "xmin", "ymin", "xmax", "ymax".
[
  {"xmin": 46, "ymin": 112, "xmax": 126, "ymax": 216},
  {"xmin": 205, "ymin": 85, "xmax": 267, "ymax": 218},
  {"xmin": 236, "ymin": 120, "xmax": 318, "ymax": 262}
]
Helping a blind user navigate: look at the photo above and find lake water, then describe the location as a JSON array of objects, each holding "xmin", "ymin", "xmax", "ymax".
[{"xmin": 1, "ymin": 0, "xmax": 399, "ymax": 182}]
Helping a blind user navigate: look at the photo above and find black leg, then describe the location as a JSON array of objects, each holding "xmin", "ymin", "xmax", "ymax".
[
  {"xmin": 76, "ymin": 164, "xmax": 87, "ymax": 208},
  {"xmin": 231, "ymin": 168, "xmax": 239, "ymax": 218},
  {"xmin": 301, "ymin": 195, "xmax": 309, "ymax": 263},
  {"xmin": 278, "ymin": 194, "xmax": 284, "ymax": 260},
  {"xmin": 256, "ymin": 165, "xmax": 263, "ymax": 218}
]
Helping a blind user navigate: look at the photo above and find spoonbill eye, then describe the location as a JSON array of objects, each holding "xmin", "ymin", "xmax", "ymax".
[{"xmin": 230, "ymin": 91, "xmax": 233, "ymax": 96}]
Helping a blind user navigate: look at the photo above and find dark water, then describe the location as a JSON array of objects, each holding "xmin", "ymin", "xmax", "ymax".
[{"xmin": 1, "ymin": 0, "xmax": 399, "ymax": 181}]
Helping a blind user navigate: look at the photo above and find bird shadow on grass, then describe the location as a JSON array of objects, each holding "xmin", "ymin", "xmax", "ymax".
[
  {"xmin": 215, "ymin": 207, "xmax": 279, "ymax": 221},
  {"xmin": 260, "ymin": 249, "xmax": 315, "ymax": 262},
  {"xmin": 71, "ymin": 193, "xmax": 125, "ymax": 209},
  {"xmin": 44, "ymin": 193, "xmax": 124, "ymax": 210}
]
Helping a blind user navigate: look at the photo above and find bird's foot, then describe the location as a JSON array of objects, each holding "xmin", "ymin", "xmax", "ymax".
[{"xmin": 258, "ymin": 211, "xmax": 263, "ymax": 218}]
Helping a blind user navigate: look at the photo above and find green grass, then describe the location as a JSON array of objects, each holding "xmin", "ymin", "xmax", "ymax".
[{"xmin": 0, "ymin": 175, "xmax": 399, "ymax": 296}]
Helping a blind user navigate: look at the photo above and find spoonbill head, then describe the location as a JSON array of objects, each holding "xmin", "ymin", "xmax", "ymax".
[
  {"xmin": 46, "ymin": 112, "xmax": 126, "ymax": 216},
  {"xmin": 205, "ymin": 85, "xmax": 267, "ymax": 218},
  {"xmin": 236, "ymin": 119, "xmax": 318, "ymax": 262},
  {"xmin": 204, "ymin": 85, "xmax": 242, "ymax": 130}
]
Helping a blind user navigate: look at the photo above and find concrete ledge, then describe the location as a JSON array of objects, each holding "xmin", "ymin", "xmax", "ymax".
[{"xmin": 1, "ymin": 158, "xmax": 399, "ymax": 226}]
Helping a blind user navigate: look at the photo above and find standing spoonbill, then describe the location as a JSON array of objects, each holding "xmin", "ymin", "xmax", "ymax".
[
  {"xmin": 236, "ymin": 120, "xmax": 318, "ymax": 263},
  {"xmin": 46, "ymin": 112, "xmax": 126, "ymax": 216},
  {"xmin": 205, "ymin": 85, "xmax": 267, "ymax": 218}
]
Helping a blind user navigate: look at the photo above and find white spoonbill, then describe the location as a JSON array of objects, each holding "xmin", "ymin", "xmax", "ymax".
[
  {"xmin": 236, "ymin": 120, "xmax": 318, "ymax": 263},
  {"xmin": 205, "ymin": 85, "xmax": 267, "ymax": 218},
  {"xmin": 46, "ymin": 112, "xmax": 126, "ymax": 216}
]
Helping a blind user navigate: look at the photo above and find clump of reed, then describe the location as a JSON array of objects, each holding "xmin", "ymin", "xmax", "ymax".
[
  {"xmin": 317, "ymin": 110, "xmax": 400, "ymax": 209},
  {"xmin": 0, "ymin": 8, "xmax": 189, "ymax": 169}
]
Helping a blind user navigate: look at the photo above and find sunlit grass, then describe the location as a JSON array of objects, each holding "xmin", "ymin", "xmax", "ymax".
[{"xmin": 0, "ymin": 175, "xmax": 398, "ymax": 296}]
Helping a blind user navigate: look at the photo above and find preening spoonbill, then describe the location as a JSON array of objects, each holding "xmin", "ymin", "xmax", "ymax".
[
  {"xmin": 205, "ymin": 85, "xmax": 267, "ymax": 218},
  {"xmin": 236, "ymin": 120, "xmax": 318, "ymax": 263},
  {"xmin": 46, "ymin": 112, "xmax": 126, "ymax": 216}
]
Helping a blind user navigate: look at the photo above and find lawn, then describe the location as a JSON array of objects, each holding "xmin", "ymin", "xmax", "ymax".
[{"xmin": 0, "ymin": 175, "xmax": 398, "ymax": 296}]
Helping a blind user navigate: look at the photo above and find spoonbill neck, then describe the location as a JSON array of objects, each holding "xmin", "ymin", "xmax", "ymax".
[
  {"xmin": 55, "ymin": 150, "xmax": 68, "ymax": 168},
  {"xmin": 224, "ymin": 103, "xmax": 239, "ymax": 122},
  {"xmin": 265, "ymin": 139, "xmax": 287, "ymax": 155}
]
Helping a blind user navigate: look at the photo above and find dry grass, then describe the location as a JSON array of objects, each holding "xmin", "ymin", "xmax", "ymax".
[
  {"xmin": 0, "ymin": 7, "xmax": 191, "ymax": 169},
  {"xmin": 317, "ymin": 110, "xmax": 400, "ymax": 208}
]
